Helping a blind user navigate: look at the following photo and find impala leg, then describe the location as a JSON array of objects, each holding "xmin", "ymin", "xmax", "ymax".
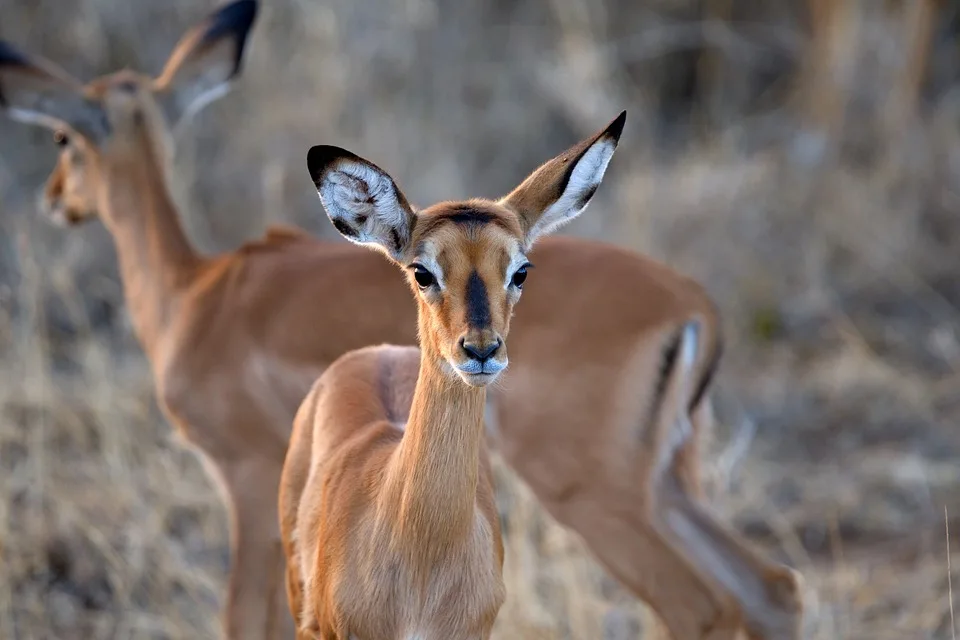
[
  {"xmin": 667, "ymin": 396, "xmax": 715, "ymax": 500},
  {"xmin": 654, "ymin": 472, "xmax": 803, "ymax": 640},
  {"xmin": 222, "ymin": 457, "xmax": 297, "ymax": 640},
  {"xmin": 559, "ymin": 493, "xmax": 744, "ymax": 640}
]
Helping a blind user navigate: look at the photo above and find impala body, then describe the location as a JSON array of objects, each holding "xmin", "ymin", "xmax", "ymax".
[
  {"xmin": 0, "ymin": 2, "xmax": 803, "ymax": 638},
  {"xmin": 279, "ymin": 115, "xmax": 622, "ymax": 639}
]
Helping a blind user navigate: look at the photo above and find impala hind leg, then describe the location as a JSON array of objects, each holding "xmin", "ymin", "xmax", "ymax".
[
  {"xmin": 656, "ymin": 474, "xmax": 804, "ymax": 640},
  {"xmin": 557, "ymin": 492, "xmax": 745, "ymax": 640},
  {"xmin": 649, "ymin": 322, "xmax": 804, "ymax": 638},
  {"xmin": 222, "ymin": 457, "xmax": 297, "ymax": 640}
]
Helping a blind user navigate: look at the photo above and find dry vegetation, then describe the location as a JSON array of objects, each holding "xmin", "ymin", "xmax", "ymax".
[{"xmin": 2, "ymin": 0, "xmax": 960, "ymax": 638}]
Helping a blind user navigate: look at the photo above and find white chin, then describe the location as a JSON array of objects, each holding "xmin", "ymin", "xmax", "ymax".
[{"xmin": 457, "ymin": 371, "xmax": 500, "ymax": 387}]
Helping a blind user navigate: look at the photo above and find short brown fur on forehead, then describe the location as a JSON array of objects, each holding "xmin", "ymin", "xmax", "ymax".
[
  {"xmin": 409, "ymin": 217, "xmax": 519, "ymax": 287},
  {"xmin": 412, "ymin": 199, "xmax": 524, "ymax": 245}
]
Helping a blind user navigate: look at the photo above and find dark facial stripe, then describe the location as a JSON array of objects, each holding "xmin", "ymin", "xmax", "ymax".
[{"xmin": 465, "ymin": 270, "xmax": 491, "ymax": 329}]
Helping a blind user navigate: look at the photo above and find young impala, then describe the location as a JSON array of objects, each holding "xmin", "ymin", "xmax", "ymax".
[
  {"xmin": 279, "ymin": 113, "xmax": 624, "ymax": 639},
  {"xmin": 0, "ymin": 2, "xmax": 803, "ymax": 637}
]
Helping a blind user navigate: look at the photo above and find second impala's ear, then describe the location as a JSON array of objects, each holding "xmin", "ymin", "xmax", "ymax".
[
  {"xmin": 500, "ymin": 111, "xmax": 625, "ymax": 247},
  {"xmin": 307, "ymin": 145, "xmax": 417, "ymax": 261},
  {"xmin": 153, "ymin": 0, "xmax": 258, "ymax": 124},
  {"xmin": 0, "ymin": 41, "xmax": 107, "ymax": 140}
]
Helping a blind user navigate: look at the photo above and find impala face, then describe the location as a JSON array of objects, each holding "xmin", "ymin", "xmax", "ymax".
[
  {"xmin": 401, "ymin": 202, "xmax": 531, "ymax": 385},
  {"xmin": 0, "ymin": 0, "xmax": 258, "ymax": 227},
  {"xmin": 38, "ymin": 71, "xmax": 159, "ymax": 227},
  {"xmin": 43, "ymin": 128, "xmax": 99, "ymax": 226},
  {"xmin": 307, "ymin": 110, "xmax": 626, "ymax": 387}
]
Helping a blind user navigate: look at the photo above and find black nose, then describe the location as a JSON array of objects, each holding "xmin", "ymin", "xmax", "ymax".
[{"xmin": 460, "ymin": 338, "xmax": 501, "ymax": 361}]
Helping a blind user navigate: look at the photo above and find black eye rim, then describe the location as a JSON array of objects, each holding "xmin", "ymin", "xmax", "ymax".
[
  {"xmin": 511, "ymin": 262, "xmax": 534, "ymax": 288},
  {"xmin": 410, "ymin": 263, "xmax": 437, "ymax": 289},
  {"xmin": 53, "ymin": 130, "xmax": 69, "ymax": 147}
]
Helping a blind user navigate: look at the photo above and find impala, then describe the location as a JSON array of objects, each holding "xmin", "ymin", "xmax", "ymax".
[
  {"xmin": 0, "ymin": 2, "xmax": 803, "ymax": 637},
  {"xmin": 276, "ymin": 118, "xmax": 629, "ymax": 636}
]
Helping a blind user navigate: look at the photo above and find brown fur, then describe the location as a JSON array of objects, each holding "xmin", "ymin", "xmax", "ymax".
[{"xmin": 0, "ymin": 12, "xmax": 804, "ymax": 640}]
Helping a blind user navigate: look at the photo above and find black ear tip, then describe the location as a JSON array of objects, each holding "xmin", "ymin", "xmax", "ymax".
[
  {"xmin": 306, "ymin": 144, "xmax": 350, "ymax": 186},
  {"xmin": 0, "ymin": 40, "xmax": 30, "ymax": 67},
  {"xmin": 605, "ymin": 110, "xmax": 627, "ymax": 143},
  {"xmin": 217, "ymin": 0, "xmax": 259, "ymax": 28},
  {"xmin": 204, "ymin": 0, "xmax": 259, "ymax": 47},
  {"xmin": 0, "ymin": 41, "xmax": 32, "ymax": 108}
]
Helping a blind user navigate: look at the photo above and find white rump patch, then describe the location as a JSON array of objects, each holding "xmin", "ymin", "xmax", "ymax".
[
  {"xmin": 526, "ymin": 138, "xmax": 616, "ymax": 243},
  {"xmin": 678, "ymin": 321, "xmax": 699, "ymax": 370},
  {"xmin": 318, "ymin": 159, "xmax": 410, "ymax": 255},
  {"xmin": 653, "ymin": 321, "xmax": 700, "ymax": 477}
]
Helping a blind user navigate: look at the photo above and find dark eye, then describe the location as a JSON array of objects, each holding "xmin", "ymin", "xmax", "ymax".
[
  {"xmin": 512, "ymin": 264, "xmax": 531, "ymax": 288},
  {"xmin": 412, "ymin": 264, "xmax": 436, "ymax": 289},
  {"xmin": 53, "ymin": 130, "xmax": 69, "ymax": 147}
]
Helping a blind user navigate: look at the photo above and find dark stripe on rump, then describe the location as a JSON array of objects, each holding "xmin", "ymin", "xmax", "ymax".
[
  {"xmin": 465, "ymin": 270, "xmax": 491, "ymax": 329},
  {"xmin": 645, "ymin": 326, "xmax": 682, "ymax": 438},
  {"xmin": 689, "ymin": 335, "xmax": 722, "ymax": 412}
]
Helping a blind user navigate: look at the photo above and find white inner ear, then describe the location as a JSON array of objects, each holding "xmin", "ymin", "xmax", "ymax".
[
  {"xmin": 319, "ymin": 160, "xmax": 409, "ymax": 253},
  {"xmin": 7, "ymin": 107, "xmax": 69, "ymax": 131},
  {"xmin": 527, "ymin": 138, "xmax": 616, "ymax": 243},
  {"xmin": 172, "ymin": 81, "xmax": 231, "ymax": 136}
]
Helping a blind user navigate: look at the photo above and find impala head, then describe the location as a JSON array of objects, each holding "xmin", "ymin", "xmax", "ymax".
[
  {"xmin": 0, "ymin": 0, "xmax": 258, "ymax": 227},
  {"xmin": 307, "ymin": 111, "xmax": 626, "ymax": 386}
]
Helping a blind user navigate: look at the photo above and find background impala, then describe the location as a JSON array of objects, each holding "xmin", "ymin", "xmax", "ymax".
[{"xmin": 1, "ymin": 0, "xmax": 958, "ymax": 638}]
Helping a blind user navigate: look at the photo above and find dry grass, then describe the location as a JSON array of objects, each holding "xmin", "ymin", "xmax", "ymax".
[{"xmin": 2, "ymin": 0, "xmax": 960, "ymax": 638}]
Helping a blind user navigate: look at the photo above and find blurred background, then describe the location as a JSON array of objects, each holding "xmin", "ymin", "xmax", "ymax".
[{"xmin": 2, "ymin": 0, "xmax": 960, "ymax": 637}]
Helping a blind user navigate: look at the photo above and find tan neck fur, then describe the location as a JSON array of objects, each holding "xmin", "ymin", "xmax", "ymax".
[
  {"xmin": 97, "ymin": 115, "xmax": 202, "ymax": 357},
  {"xmin": 380, "ymin": 310, "xmax": 487, "ymax": 563}
]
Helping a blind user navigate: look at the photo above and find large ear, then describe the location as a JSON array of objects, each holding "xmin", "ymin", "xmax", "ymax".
[
  {"xmin": 306, "ymin": 145, "xmax": 417, "ymax": 261},
  {"xmin": 152, "ymin": 0, "xmax": 258, "ymax": 124},
  {"xmin": 0, "ymin": 41, "xmax": 107, "ymax": 139},
  {"xmin": 500, "ymin": 110, "xmax": 626, "ymax": 247}
]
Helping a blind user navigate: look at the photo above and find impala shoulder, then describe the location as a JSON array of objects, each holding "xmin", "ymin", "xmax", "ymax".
[
  {"xmin": 320, "ymin": 345, "xmax": 419, "ymax": 418},
  {"xmin": 322, "ymin": 344, "xmax": 418, "ymax": 377},
  {"xmin": 238, "ymin": 224, "xmax": 310, "ymax": 254}
]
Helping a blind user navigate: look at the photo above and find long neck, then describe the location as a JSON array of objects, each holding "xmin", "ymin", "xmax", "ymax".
[
  {"xmin": 384, "ymin": 330, "xmax": 487, "ymax": 559},
  {"xmin": 98, "ymin": 120, "xmax": 202, "ymax": 358}
]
